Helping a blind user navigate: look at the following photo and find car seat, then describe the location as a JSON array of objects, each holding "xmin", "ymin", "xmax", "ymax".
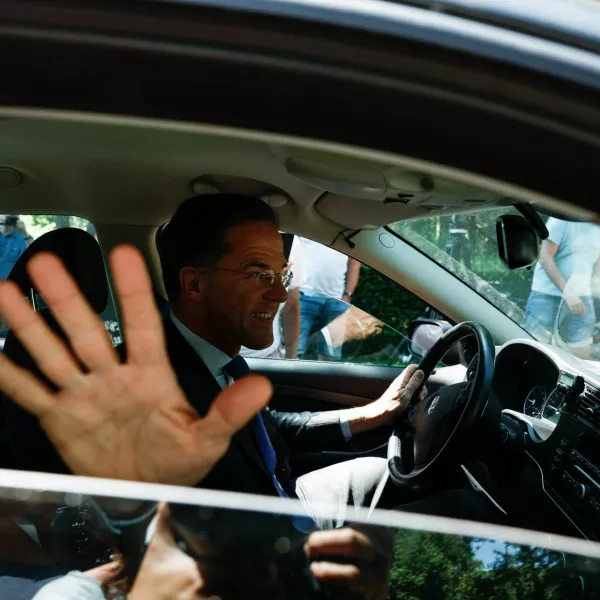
[{"xmin": 0, "ymin": 227, "xmax": 109, "ymax": 473}]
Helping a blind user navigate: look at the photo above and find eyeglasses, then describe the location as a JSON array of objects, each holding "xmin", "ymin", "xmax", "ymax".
[{"xmin": 205, "ymin": 268, "xmax": 293, "ymax": 288}]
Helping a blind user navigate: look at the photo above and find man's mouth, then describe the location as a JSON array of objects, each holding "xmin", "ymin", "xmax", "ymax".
[{"xmin": 252, "ymin": 312, "xmax": 274, "ymax": 320}]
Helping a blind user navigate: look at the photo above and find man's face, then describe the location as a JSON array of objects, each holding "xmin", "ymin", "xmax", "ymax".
[{"xmin": 199, "ymin": 221, "xmax": 288, "ymax": 354}]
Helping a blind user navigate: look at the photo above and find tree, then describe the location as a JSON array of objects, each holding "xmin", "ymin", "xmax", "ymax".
[{"xmin": 389, "ymin": 531, "xmax": 482, "ymax": 600}]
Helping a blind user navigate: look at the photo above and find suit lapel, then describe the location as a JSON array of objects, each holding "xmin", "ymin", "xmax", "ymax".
[{"xmin": 163, "ymin": 318, "xmax": 273, "ymax": 483}]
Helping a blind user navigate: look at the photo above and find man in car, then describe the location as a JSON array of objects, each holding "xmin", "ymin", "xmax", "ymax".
[
  {"xmin": 154, "ymin": 194, "xmax": 424, "ymax": 524},
  {"xmin": 0, "ymin": 194, "xmax": 501, "ymax": 532}
]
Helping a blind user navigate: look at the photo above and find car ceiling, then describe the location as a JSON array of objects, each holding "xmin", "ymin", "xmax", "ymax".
[
  {"xmin": 0, "ymin": 112, "xmax": 556, "ymax": 236},
  {"xmin": 0, "ymin": 109, "xmax": 587, "ymax": 344}
]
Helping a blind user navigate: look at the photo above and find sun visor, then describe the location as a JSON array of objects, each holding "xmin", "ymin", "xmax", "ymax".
[
  {"xmin": 285, "ymin": 156, "xmax": 503, "ymax": 229},
  {"xmin": 315, "ymin": 187, "xmax": 503, "ymax": 229}
]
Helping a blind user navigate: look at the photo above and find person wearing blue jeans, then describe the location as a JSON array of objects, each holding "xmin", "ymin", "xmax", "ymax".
[
  {"xmin": 525, "ymin": 217, "xmax": 600, "ymax": 359},
  {"xmin": 290, "ymin": 237, "xmax": 360, "ymax": 361},
  {"xmin": 298, "ymin": 293, "xmax": 351, "ymax": 360}
]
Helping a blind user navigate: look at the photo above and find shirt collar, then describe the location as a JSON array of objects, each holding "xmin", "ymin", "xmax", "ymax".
[{"xmin": 169, "ymin": 312, "xmax": 232, "ymax": 380}]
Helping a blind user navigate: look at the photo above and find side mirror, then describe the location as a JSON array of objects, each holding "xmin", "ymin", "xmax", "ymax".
[
  {"xmin": 409, "ymin": 319, "xmax": 460, "ymax": 365},
  {"xmin": 496, "ymin": 214, "xmax": 540, "ymax": 269}
]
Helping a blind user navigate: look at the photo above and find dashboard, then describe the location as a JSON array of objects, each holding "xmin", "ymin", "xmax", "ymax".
[{"xmin": 492, "ymin": 341, "xmax": 600, "ymax": 540}]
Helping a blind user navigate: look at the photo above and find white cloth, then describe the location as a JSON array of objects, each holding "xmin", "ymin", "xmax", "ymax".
[
  {"xmin": 32, "ymin": 572, "xmax": 103, "ymax": 600},
  {"xmin": 291, "ymin": 237, "xmax": 348, "ymax": 300}
]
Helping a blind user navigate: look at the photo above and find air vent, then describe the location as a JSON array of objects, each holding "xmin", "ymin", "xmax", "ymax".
[{"xmin": 578, "ymin": 385, "xmax": 600, "ymax": 429}]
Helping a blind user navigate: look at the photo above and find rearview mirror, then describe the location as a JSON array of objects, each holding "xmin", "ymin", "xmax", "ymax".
[{"xmin": 496, "ymin": 214, "xmax": 540, "ymax": 269}]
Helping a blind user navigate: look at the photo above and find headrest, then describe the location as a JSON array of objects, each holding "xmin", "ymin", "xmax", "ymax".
[{"xmin": 8, "ymin": 228, "xmax": 108, "ymax": 314}]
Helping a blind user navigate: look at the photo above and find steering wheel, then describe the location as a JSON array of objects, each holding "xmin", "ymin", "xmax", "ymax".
[{"xmin": 387, "ymin": 322, "xmax": 495, "ymax": 487}]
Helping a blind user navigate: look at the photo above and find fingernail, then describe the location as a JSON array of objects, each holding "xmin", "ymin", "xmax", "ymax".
[{"xmin": 416, "ymin": 371, "xmax": 424, "ymax": 380}]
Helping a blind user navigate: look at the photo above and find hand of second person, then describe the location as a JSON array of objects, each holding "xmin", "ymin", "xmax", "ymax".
[
  {"xmin": 305, "ymin": 527, "xmax": 393, "ymax": 600},
  {"xmin": 129, "ymin": 504, "xmax": 206, "ymax": 600},
  {"xmin": 0, "ymin": 246, "xmax": 271, "ymax": 486}
]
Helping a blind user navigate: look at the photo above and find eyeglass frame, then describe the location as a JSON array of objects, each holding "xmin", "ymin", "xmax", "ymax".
[{"xmin": 201, "ymin": 267, "xmax": 293, "ymax": 288}]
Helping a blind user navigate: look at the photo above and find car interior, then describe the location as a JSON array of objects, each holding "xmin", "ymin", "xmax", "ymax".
[{"xmin": 0, "ymin": 109, "xmax": 598, "ymax": 556}]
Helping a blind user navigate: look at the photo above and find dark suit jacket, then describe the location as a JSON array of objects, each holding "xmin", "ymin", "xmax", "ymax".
[
  {"xmin": 1, "ymin": 315, "xmax": 347, "ymax": 497},
  {"xmin": 162, "ymin": 317, "xmax": 347, "ymax": 497}
]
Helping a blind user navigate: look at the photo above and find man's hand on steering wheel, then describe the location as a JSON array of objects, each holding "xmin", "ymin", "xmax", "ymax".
[
  {"xmin": 370, "ymin": 365, "xmax": 430, "ymax": 425},
  {"xmin": 346, "ymin": 365, "xmax": 428, "ymax": 436}
]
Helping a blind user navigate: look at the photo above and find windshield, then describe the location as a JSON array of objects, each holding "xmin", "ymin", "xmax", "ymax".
[{"xmin": 389, "ymin": 208, "xmax": 600, "ymax": 360}]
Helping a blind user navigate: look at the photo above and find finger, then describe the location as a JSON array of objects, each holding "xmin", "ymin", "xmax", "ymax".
[
  {"xmin": 310, "ymin": 561, "xmax": 362, "ymax": 591},
  {"xmin": 418, "ymin": 385, "xmax": 428, "ymax": 400},
  {"xmin": 83, "ymin": 560, "xmax": 122, "ymax": 583},
  {"xmin": 0, "ymin": 280, "xmax": 84, "ymax": 389},
  {"xmin": 304, "ymin": 528, "xmax": 377, "ymax": 562},
  {"xmin": 27, "ymin": 253, "xmax": 118, "ymax": 372},
  {"xmin": 398, "ymin": 364, "xmax": 418, "ymax": 389},
  {"xmin": 402, "ymin": 369, "xmax": 425, "ymax": 399},
  {"xmin": 0, "ymin": 352, "xmax": 54, "ymax": 416},
  {"xmin": 153, "ymin": 503, "xmax": 175, "ymax": 546},
  {"xmin": 197, "ymin": 375, "xmax": 272, "ymax": 451},
  {"xmin": 110, "ymin": 246, "xmax": 168, "ymax": 366}
]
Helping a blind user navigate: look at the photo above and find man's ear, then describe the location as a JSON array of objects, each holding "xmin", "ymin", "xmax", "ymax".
[{"xmin": 179, "ymin": 267, "xmax": 206, "ymax": 302}]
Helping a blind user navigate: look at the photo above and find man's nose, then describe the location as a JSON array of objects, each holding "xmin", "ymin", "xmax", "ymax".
[{"xmin": 264, "ymin": 278, "xmax": 288, "ymax": 303}]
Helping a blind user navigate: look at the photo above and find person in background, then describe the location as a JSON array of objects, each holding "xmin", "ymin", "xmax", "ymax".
[
  {"xmin": 444, "ymin": 214, "xmax": 471, "ymax": 270},
  {"xmin": 292, "ymin": 237, "xmax": 361, "ymax": 361},
  {"xmin": 0, "ymin": 215, "xmax": 27, "ymax": 280},
  {"xmin": 525, "ymin": 217, "xmax": 600, "ymax": 359},
  {"xmin": 16, "ymin": 220, "xmax": 34, "ymax": 247}
]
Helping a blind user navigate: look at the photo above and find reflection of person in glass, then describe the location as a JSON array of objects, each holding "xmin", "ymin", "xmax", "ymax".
[
  {"xmin": 525, "ymin": 217, "xmax": 600, "ymax": 359},
  {"xmin": 444, "ymin": 214, "xmax": 471, "ymax": 270}
]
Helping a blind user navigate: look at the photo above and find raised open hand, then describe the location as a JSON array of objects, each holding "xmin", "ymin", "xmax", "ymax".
[{"xmin": 0, "ymin": 246, "xmax": 271, "ymax": 486}]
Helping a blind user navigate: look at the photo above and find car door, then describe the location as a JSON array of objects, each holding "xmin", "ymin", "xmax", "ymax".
[
  {"xmin": 3, "ymin": 0, "xmax": 600, "ymax": 563},
  {"xmin": 1, "ymin": 471, "xmax": 599, "ymax": 600}
]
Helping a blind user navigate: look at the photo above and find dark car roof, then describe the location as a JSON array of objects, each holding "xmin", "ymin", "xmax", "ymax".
[{"xmin": 406, "ymin": 0, "xmax": 600, "ymax": 52}]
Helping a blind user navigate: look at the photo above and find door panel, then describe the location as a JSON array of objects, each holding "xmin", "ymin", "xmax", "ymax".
[
  {"xmin": 248, "ymin": 359, "xmax": 466, "ymax": 473},
  {"xmin": 247, "ymin": 358, "xmax": 467, "ymax": 413}
]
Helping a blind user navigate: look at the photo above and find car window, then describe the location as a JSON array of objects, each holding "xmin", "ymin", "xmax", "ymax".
[
  {"xmin": 240, "ymin": 236, "xmax": 439, "ymax": 367},
  {"xmin": 0, "ymin": 475, "xmax": 598, "ymax": 600},
  {"xmin": 389, "ymin": 209, "xmax": 600, "ymax": 361},
  {"xmin": 0, "ymin": 214, "xmax": 122, "ymax": 347}
]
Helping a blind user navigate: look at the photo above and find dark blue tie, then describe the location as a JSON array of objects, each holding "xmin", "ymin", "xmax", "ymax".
[
  {"xmin": 223, "ymin": 356, "xmax": 288, "ymax": 498},
  {"xmin": 223, "ymin": 356, "xmax": 316, "ymax": 533}
]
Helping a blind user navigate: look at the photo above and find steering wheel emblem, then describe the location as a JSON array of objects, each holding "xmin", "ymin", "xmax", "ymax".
[{"xmin": 428, "ymin": 395, "xmax": 440, "ymax": 414}]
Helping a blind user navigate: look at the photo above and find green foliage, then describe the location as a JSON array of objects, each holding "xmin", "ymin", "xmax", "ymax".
[
  {"xmin": 352, "ymin": 265, "xmax": 427, "ymax": 335},
  {"xmin": 391, "ymin": 208, "xmax": 537, "ymax": 313},
  {"xmin": 388, "ymin": 531, "xmax": 578, "ymax": 600},
  {"xmin": 390, "ymin": 530, "xmax": 481, "ymax": 600}
]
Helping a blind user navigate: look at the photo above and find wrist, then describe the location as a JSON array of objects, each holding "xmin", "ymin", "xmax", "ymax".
[
  {"xmin": 342, "ymin": 291, "xmax": 352, "ymax": 299},
  {"xmin": 347, "ymin": 401, "xmax": 389, "ymax": 435}
]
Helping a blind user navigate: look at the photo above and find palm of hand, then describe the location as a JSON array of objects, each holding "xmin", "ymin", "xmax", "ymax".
[{"xmin": 0, "ymin": 246, "xmax": 270, "ymax": 486}]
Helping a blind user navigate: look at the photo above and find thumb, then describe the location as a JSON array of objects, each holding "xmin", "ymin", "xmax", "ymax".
[
  {"xmin": 402, "ymin": 369, "xmax": 424, "ymax": 398},
  {"xmin": 152, "ymin": 503, "xmax": 176, "ymax": 547},
  {"xmin": 202, "ymin": 374, "xmax": 272, "ymax": 440}
]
